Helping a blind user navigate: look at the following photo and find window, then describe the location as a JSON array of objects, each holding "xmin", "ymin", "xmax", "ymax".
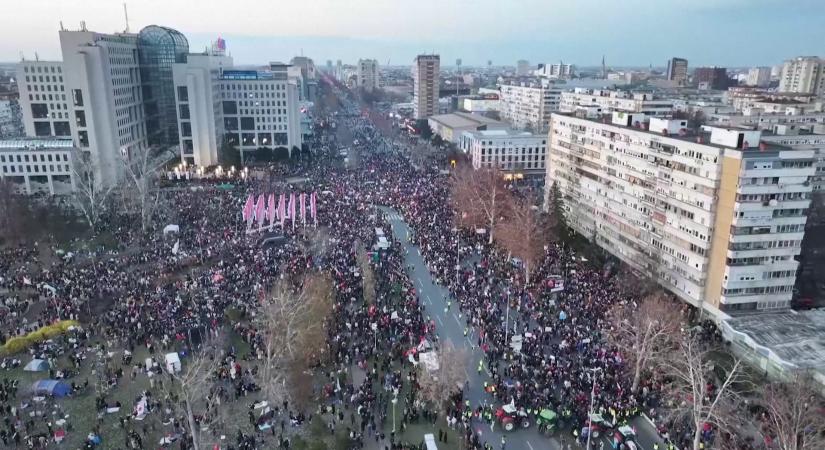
[
  {"xmin": 181, "ymin": 122, "xmax": 192, "ymax": 137},
  {"xmin": 34, "ymin": 122, "xmax": 51, "ymax": 136},
  {"xmin": 222, "ymin": 101, "xmax": 237, "ymax": 115},
  {"xmin": 75, "ymin": 110, "xmax": 86, "ymax": 127},
  {"xmin": 179, "ymin": 104, "xmax": 190, "ymax": 120},
  {"xmin": 72, "ymin": 89, "xmax": 83, "ymax": 107},
  {"xmin": 78, "ymin": 130, "xmax": 89, "ymax": 147},
  {"xmin": 177, "ymin": 86, "xmax": 188, "ymax": 102},
  {"xmin": 31, "ymin": 103, "xmax": 48, "ymax": 119}
]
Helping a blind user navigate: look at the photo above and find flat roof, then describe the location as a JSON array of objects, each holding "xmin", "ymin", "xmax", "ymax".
[
  {"xmin": 464, "ymin": 128, "xmax": 536, "ymax": 138},
  {"xmin": 724, "ymin": 310, "xmax": 825, "ymax": 371},
  {"xmin": 429, "ymin": 112, "xmax": 503, "ymax": 129},
  {"xmin": 0, "ymin": 138, "xmax": 75, "ymax": 149}
]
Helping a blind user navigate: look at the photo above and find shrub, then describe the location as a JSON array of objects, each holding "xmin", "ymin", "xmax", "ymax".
[{"xmin": 0, "ymin": 320, "xmax": 79, "ymax": 356}]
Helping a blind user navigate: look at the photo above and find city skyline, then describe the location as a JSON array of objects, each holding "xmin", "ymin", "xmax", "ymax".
[{"xmin": 4, "ymin": 0, "xmax": 824, "ymax": 67}]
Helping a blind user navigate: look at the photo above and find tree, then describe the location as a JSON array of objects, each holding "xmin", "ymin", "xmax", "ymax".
[
  {"xmin": 258, "ymin": 273, "xmax": 335, "ymax": 410},
  {"xmin": 218, "ymin": 140, "xmax": 241, "ymax": 167},
  {"xmin": 120, "ymin": 146, "xmax": 172, "ymax": 233},
  {"xmin": 355, "ymin": 243, "xmax": 376, "ymax": 305},
  {"xmin": 496, "ymin": 196, "xmax": 550, "ymax": 284},
  {"xmin": 450, "ymin": 165, "xmax": 513, "ymax": 244},
  {"xmin": 0, "ymin": 180, "xmax": 30, "ymax": 242},
  {"xmin": 71, "ymin": 153, "xmax": 114, "ymax": 230},
  {"xmin": 166, "ymin": 333, "xmax": 226, "ymax": 450},
  {"xmin": 417, "ymin": 119, "xmax": 433, "ymax": 140},
  {"xmin": 417, "ymin": 342, "xmax": 468, "ymax": 417},
  {"xmin": 662, "ymin": 332, "xmax": 745, "ymax": 450},
  {"xmin": 606, "ymin": 293, "xmax": 683, "ymax": 393},
  {"xmin": 759, "ymin": 375, "xmax": 825, "ymax": 450},
  {"xmin": 547, "ymin": 182, "xmax": 569, "ymax": 242}
]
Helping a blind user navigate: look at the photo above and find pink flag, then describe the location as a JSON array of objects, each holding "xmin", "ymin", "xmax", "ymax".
[
  {"xmin": 268, "ymin": 194, "xmax": 276, "ymax": 228},
  {"xmin": 300, "ymin": 193, "xmax": 306, "ymax": 226},
  {"xmin": 310, "ymin": 192, "xmax": 317, "ymax": 227},
  {"xmin": 255, "ymin": 195, "xmax": 266, "ymax": 227},
  {"xmin": 279, "ymin": 193, "xmax": 286, "ymax": 227},
  {"xmin": 242, "ymin": 194, "xmax": 254, "ymax": 222},
  {"xmin": 289, "ymin": 193, "xmax": 296, "ymax": 229}
]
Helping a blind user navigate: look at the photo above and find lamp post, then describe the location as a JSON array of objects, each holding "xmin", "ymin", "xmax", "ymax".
[
  {"xmin": 391, "ymin": 392, "xmax": 398, "ymax": 433},
  {"xmin": 586, "ymin": 367, "xmax": 603, "ymax": 450}
]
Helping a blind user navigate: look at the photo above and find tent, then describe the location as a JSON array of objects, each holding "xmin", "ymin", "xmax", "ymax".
[
  {"xmin": 165, "ymin": 352, "xmax": 182, "ymax": 373},
  {"xmin": 32, "ymin": 380, "xmax": 71, "ymax": 398},
  {"xmin": 24, "ymin": 359, "xmax": 50, "ymax": 372},
  {"xmin": 162, "ymin": 224, "xmax": 180, "ymax": 235}
]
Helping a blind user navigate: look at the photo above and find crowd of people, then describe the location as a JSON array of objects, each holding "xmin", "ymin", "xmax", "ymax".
[{"xmin": 0, "ymin": 81, "xmax": 753, "ymax": 450}]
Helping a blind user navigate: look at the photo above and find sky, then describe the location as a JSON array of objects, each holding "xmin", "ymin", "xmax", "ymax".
[{"xmin": 3, "ymin": 0, "xmax": 824, "ymax": 68}]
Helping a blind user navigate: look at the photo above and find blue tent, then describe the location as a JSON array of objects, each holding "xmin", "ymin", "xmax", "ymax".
[{"xmin": 32, "ymin": 379, "xmax": 71, "ymax": 398}]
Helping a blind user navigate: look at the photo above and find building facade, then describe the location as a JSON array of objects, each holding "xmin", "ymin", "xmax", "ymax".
[
  {"xmin": 666, "ymin": 57, "xmax": 688, "ymax": 86},
  {"xmin": 458, "ymin": 128, "xmax": 546, "ymax": 177},
  {"xmin": 779, "ymin": 57, "xmax": 825, "ymax": 95},
  {"xmin": 0, "ymin": 137, "xmax": 75, "ymax": 194},
  {"xmin": 516, "ymin": 60, "xmax": 530, "ymax": 76},
  {"xmin": 535, "ymin": 63, "xmax": 574, "ymax": 80},
  {"xmin": 16, "ymin": 61, "xmax": 71, "ymax": 139},
  {"xmin": 498, "ymin": 80, "xmax": 562, "ymax": 132},
  {"xmin": 693, "ymin": 67, "xmax": 729, "ymax": 90},
  {"xmin": 427, "ymin": 112, "xmax": 506, "ymax": 144},
  {"xmin": 545, "ymin": 112, "xmax": 814, "ymax": 314},
  {"xmin": 413, "ymin": 55, "xmax": 440, "ymax": 120},
  {"xmin": 746, "ymin": 67, "xmax": 771, "ymax": 88},
  {"xmin": 357, "ymin": 59, "xmax": 379, "ymax": 92},
  {"xmin": 137, "ymin": 25, "xmax": 189, "ymax": 148},
  {"xmin": 560, "ymin": 88, "xmax": 674, "ymax": 118}
]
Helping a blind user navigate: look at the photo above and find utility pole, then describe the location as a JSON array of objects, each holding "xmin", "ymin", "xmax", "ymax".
[{"xmin": 586, "ymin": 367, "xmax": 602, "ymax": 450}]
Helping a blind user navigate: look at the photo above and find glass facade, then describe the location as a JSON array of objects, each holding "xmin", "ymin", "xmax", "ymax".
[{"xmin": 138, "ymin": 25, "xmax": 189, "ymax": 148}]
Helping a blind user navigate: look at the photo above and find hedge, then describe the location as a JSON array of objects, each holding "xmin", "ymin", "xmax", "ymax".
[{"xmin": 1, "ymin": 320, "xmax": 79, "ymax": 356}]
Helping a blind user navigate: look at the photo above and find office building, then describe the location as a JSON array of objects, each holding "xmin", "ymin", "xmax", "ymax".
[
  {"xmin": 560, "ymin": 88, "xmax": 674, "ymax": 118},
  {"xmin": 0, "ymin": 100, "xmax": 23, "ymax": 138},
  {"xmin": 516, "ymin": 60, "xmax": 530, "ymax": 76},
  {"xmin": 458, "ymin": 128, "xmax": 546, "ymax": 177},
  {"xmin": 290, "ymin": 56, "xmax": 317, "ymax": 101},
  {"xmin": 0, "ymin": 137, "xmax": 75, "ymax": 195},
  {"xmin": 778, "ymin": 57, "xmax": 825, "ymax": 95},
  {"xmin": 413, "ymin": 54, "xmax": 440, "ymax": 120},
  {"xmin": 137, "ymin": 25, "xmax": 189, "ymax": 148},
  {"xmin": 427, "ymin": 111, "xmax": 506, "ymax": 144},
  {"xmin": 16, "ymin": 61, "xmax": 70, "ymax": 138},
  {"xmin": 746, "ymin": 67, "xmax": 771, "ymax": 88},
  {"xmin": 357, "ymin": 59, "xmax": 379, "ymax": 92},
  {"xmin": 173, "ymin": 57, "xmax": 302, "ymax": 166},
  {"xmin": 666, "ymin": 57, "xmax": 688, "ymax": 86},
  {"xmin": 498, "ymin": 79, "xmax": 563, "ymax": 132},
  {"xmin": 545, "ymin": 112, "xmax": 814, "ymax": 314},
  {"xmin": 694, "ymin": 66, "xmax": 730, "ymax": 90}
]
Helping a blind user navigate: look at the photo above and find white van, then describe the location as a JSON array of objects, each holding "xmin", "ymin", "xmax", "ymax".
[{"xmin": 424, "ymin": 433, "xmax": 438, "ymax": 450}]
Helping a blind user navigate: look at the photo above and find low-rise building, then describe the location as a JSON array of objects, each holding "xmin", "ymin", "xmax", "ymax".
[
  {"xmin": 560, "ymin": 88, "xmax": 674, "ymax": 118},
  {"xmin": 458, "ymin": 128, "xmax": 546, "ymax": 178},
  {"xmin": 427, "ymin": 112, "xmax": 506, "ymax": 144},
  {"xmin": 461, "ymin": 94, "xmax": 500, "ymax": 114},
  {"xmin": 0, "ymin": 137, "xmax": 75, "ymax": 195},
  {"xmin": 545, "ymin": 112, "xmax": 814, "ymax": 315}
]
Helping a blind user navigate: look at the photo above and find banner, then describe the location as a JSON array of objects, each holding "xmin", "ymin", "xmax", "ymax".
[
  {"xmin": 310, "ymin": 192, "xmax": 317, "ymax": 227},
  {"xmin": 268, "ymin": 194, "xmax": 277, "ymax": 230},
  {"xmin": 289, "ymin": 193, "xmax": 296, "ymax": 230},
  {"xmin": 279, "ymin": 194, "xmax": 286, "ymax": 227},
  {"xmin": 300, "ymin": 192, "xmax": 306, "ymax": 226},
  {"xmin": 255, "ymin": 195, "xmax": 266, "ymax": 227},
  {"xmin": 242, "ymin": 194, "xmax": 254, "ymax": 223}
]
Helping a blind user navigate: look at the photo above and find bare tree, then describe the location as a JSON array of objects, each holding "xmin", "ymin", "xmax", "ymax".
[
  {"xmin": 759, "ymin": 375, "xmax": 825, "ymax": 450},
  {"xmin": 165, "ymin": 333, "xmax": 225, "ymax": 450},
  {"xmin": 663, "ymin": 332, "xmax": 745, "ymax": 450},
  {"xmin": 606, "ymin": 293, "xmax": 683, "ymax": 393},
  {"xmin": 355, "ymin": 243, "xmax": 376, "ymax": 305},
  {"xmin": 417, "ymin": 342, "xmax": 468, "ymax": 417},
  {"xmin": 450, "ymin": 165, "xmax": 513, "ymax": 244},
  {"xmin": 0, "ymin": 179, "xmax": 29, "ymax": 242},
  {"xmin": 496, "ymin": 196, "xmax": 550, "ymax": 284},
  {"xmin": 71, "ymin": 153, "xmax": 114, "ymax": 229},
  {"xmin": 258, "ymin": 273, "xmax": 335, "ymax": 410},
  {"xmin": 120, "ymin": 146, "xmax": 173, "ymax": 233}
]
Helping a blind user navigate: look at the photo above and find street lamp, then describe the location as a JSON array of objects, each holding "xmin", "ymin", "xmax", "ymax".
[
  {"xmin": 391, "ymin": 391, "xmax": 399, "ymax": 433},
  {"xmin": 586, "ymin": 367, "xmax": 603, "ymax": 450}
]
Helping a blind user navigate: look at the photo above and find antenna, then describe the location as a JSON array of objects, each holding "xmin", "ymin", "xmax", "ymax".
[
  {"xmin": 123, "ymin": 3, "xmax": 130, "ymax": 33},
  {"xmin": 59, "ymin": 21, "xmax": 65, "ymax": 31},
  {"xmin": 35, "ymin": 52, "xmax": 40, "ymax": 62}
]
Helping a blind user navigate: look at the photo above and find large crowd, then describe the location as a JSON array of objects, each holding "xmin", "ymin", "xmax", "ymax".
[{"xmin": 0, "ymin": 84, "xmax": 751, "ymax": 450}]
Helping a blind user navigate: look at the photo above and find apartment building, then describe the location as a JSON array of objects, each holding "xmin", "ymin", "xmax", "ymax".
[
  {"xmin": 458, "ymin": 128, "xmax": 546, "ymax": 177},
  {"xmin": 746, "ymin": 67, "xmax": 771, "ymax": 88},
  {"xmin": 545, "ymin": 112, "xmax": 814, "ymax": 314},
  {"xmin": 357, "ymin": 59, "xmax": 379, "ymax": 92},
  {"xmin": 413, "ymin": 55, "xmax": 440, "ymax": 120},
  {"xmin": 16, "ymin": 61, "xmax": 71, "ymax": 139},
  {"xmin": 560, "ymin": 88, "xmax": 674, "ymax": 119},
  {"xmin": 498, "ymin": 79, "xmax": 562, "ymax": 132},
  {"xmin": 779, "ymin": 56, "xmax": 825, "ymax": 95},
  {"xmin": 666, "ymin": 57, "xmax": 688, "ymax": 86},
  {"xmin": 535, "ymin": 63, "xmax": 574, "ymax": 80}
]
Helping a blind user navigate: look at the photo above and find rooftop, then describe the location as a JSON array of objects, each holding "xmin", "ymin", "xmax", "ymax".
[
  {"xmin": 464, "ymin": 128, "xmax": 536, "ymax": 138},
  {"xmin": 723, "ymin": 310, "xmax": 825, "ymax": 372},
  {"xmin": 0, "ymin": 137, "xmax": 74, "ymax": 150},
  {"xmin": 428, "ymin": 112, "xmax": 504, "ymax": 129}
]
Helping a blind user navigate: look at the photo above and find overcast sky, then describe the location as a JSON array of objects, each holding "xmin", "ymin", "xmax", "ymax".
[{"xmin": 3, "ymin": 0, "xmax": 823, "ymax": 67}]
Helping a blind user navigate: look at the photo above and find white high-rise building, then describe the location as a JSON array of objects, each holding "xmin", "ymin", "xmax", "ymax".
[
  {"xmin": 498, "ymin": 79, "xmax": 562, "ymax": 132},
  {"xmin": 412, "ymin": 55, "xmax": 440, "ymax": 120},
  {"xmin": 560, "ymin": 88, "xmax": 674, "ymax": 118},
  {"xmin": 57, "ymin": 30, "xmax": 150, "ymax": 188},
  {"xmin": 746, "ymin": 67, "xmax": 771, "ymax": 88},
  {"xmin": 545, "ymin": 112, "xmax": 814, "ymax": 314},
  {"xmin": 516, "ymin": 60, "xmax": 530, "ymax": 76},
  {"xmin": 535, "ymin": 63, "xmax": 574, "ymax": 80},
  {"xmin": 779, "ymin": 57, "xmax": 825, "ymax": 95},
  {"xmin": 16, "ymin": 61, "xmax": 71, "ymax": 139},
  {"xmin": 173, "ymin": 59, "xmax": 302, "ymax": 166},
  {"xmin": 357, "ymin": 59, "xmax": 379, "ymax": 92}
]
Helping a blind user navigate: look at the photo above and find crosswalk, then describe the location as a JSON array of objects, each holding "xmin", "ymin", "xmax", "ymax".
[{"xmin": 384, "ymin": 212, "xmax": 404, "ymax": 221}]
